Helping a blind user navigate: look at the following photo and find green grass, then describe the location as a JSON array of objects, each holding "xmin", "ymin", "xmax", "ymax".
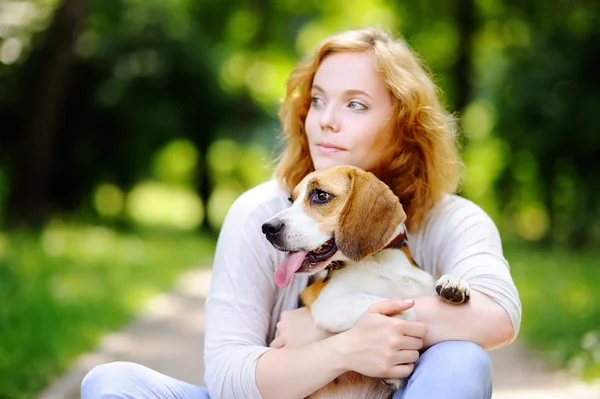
[
  {"xmin": 506, "ymin": 242, "xmax": 600, "ymax": 381},
  {"xmin": 2, "ymin": 225, "xmax": 598, "ymax": 398},
  {"xmin": 0, "ymin": 223, "xmax": 215, "ymax": 399}
]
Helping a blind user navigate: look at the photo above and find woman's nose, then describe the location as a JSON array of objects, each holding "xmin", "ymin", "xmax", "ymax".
[{"xmin": 319, "ymin": 106, "xmax": 340, "ymax": 133}]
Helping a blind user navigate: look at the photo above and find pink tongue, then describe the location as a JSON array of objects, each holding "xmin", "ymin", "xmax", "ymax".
[{"xmin": 274, "ymin": 252, "xmax": 307, "ymax": 288}]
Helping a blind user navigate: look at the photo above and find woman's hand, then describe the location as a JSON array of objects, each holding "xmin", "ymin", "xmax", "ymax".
[
  {"xmin": 270, "ymin": 307, "xmax": 334, "ymax": 349},
  {"xmin": 336, "ymin": 299, "xmax": 427, "ymax": 380}
]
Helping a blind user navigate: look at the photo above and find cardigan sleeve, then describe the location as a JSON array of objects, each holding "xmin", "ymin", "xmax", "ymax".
[
  {"xmin": 203, "ymin": 180, "xmax": 287, "ymax": 398},
  {"xmin": 410, "ymin": 195, "xmax": 522, "ymax": 340}
]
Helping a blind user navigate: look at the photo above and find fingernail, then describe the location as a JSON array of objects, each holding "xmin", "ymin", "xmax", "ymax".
[{"xmin": 404, "ymin": 299, "xmax": 414, "ymax": 304}]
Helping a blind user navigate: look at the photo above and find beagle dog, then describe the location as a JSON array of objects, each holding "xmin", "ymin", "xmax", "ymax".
[{"xmin": 262, "ymin": 165, "xmax": 470, "ymax": 399}]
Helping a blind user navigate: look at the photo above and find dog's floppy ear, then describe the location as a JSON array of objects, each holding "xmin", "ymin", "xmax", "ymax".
[{"xmin": 335, "ymin": 169, "xmax": 406, "ymax": 261}]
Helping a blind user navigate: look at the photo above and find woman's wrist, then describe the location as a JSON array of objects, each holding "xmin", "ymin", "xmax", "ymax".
[
  {"xmin": 326, "ymin": 331, "xmax": 354, "ymax": 374},
  {"xmin": 412, "ymin": 296, "xmax": 435, "ymax": 348},
  {"xmin": 413, "ymin": 291, "xmax": 514, "ymax": 350}
]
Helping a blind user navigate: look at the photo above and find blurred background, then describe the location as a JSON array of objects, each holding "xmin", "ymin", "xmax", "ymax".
[{"xmin": 0, "ymin": 0, "xmax": 599, "ymax": 397}]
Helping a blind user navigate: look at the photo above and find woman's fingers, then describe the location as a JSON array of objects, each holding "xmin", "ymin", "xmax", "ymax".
[
  {"xmin": 392, "ymin": 348, "xmax": 420, "ymax": 366},
  {"xmin": 393, "ymin": 335, "xmax": 423, "ymax": 351},
  {"xmin": 394, "ymin": 318, "xmax": 428, "ymax": 339},
  {"xmin": 385, "ymin": 363, "xmax": 415, "ymax": 379},
  {"xmin": 367, "ymin": 298, "xmax": 415, "ymax": 316}
]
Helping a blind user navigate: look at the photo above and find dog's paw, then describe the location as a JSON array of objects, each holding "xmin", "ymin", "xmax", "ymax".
[
  {"xmin": 381, "ymin": 377, "xmax": 404, "ymax": 390},
  {"xmin": 435, "ymin": 275, "xmax": 470, "ymax": 304}
]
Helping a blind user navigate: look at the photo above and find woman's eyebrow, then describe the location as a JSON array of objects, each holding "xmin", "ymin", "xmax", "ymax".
[
  {"xmin": 312, "ymin": 85, "xmax": 372, "ymax": 100},
  {"xmin": 312, "ymin": 85, "xmax": 325, "ymax": 93},
  {"xmin": 345, "ymin": 89, "xmax": 372, "ymax": 100}
]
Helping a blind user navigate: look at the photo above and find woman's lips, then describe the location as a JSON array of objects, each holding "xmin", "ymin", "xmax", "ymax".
[{"xmin": 317, "ymin": 144, "xmax": 345, "ymax": 154}]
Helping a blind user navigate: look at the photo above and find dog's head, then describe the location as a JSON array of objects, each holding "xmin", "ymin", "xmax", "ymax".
[{"xmin": 262, "ymin": 165, "xmax": 406, "ymax": 288}]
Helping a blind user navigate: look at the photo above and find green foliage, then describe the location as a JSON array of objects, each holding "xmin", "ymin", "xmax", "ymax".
[
  {"xmin": 507, "ymin": 242, "xmax": 600, "ymax": 381},
  {"xmin": 1, "ymin": 0, "xmax": 600, "ymax": 394},
  {"xmin": 461, "ymin": 0, "xmax": 600, "ymax": 247},
  {"xmin": 3, "ymin": 0, "xmax": 596, "ymax": 243},
  {"xmin": 0, "ymin": 226, "xmax": 214, "ymax": 398}
]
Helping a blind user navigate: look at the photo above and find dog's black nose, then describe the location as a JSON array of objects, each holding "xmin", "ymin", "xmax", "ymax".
[{"xmin": 261, "ymin": 220, "xmax": 283, "ymax": 237}]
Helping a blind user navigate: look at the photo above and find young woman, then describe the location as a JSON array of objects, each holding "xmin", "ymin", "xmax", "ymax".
[{"xmin": 82, "ymin": 27, "xmax": 521, "ymax": 399}]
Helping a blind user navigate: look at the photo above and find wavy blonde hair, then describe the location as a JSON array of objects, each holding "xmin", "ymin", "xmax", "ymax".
[{"xmin": 275, "ymin": 27, "xmax": 463, "ymax": 230}]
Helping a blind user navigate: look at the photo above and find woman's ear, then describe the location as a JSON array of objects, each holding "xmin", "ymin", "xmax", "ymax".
[{"xmin": 335, "ymin": 169, "xmax": 406, "ymax": 261}]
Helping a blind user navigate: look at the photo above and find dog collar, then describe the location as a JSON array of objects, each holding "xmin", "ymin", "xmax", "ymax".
[
  {"xmin": 320, "ymin": 230, "xmax": 407, "ymax": 284},
  {"xmin": 384, "ymin": 230, "xmax": 407, "ymax": 250}
]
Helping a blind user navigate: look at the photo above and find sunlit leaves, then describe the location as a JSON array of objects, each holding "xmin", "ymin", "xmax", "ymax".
[
  {"xmin": 0, "ymin": 37, "xmax": 22, "ymax": 64},
  {"xmin": 152, "ymin": 139, "xmax": 199, "ymax": 185},
  {"xmin": 295, "ymin": 0, "xmax": 398, "ymax": 57},
  {"xmin": 411, "ymin": 22, "xmax": 460, "ymax": 71},
  {"xmin": 512, "ymin": 202, "xmax": 549, "ymax": 241},
  {"xmin": 126, "ymin": 181, "xmax": 204, "ymax": 231},
  {"xmin": 93, "ymin": 183, "xmax": 125, "ymax": 218},
  {"xmin": 220, "ymin": 51, "xmax": 252, "ymax": 92},
  {"xmin": 205, "ymin": 139, "xmax": 273, "ymax": 229},
  {"xmin": 206, "ymin": 180, "xmax": 245, "ymax": 230},
  {"xmin": 0, "ymin": 0, "xmax": 60, "ymax": 65},
  {"xmin": 128, "ymin": 139, "xmax": 204, "ymax": 230},
  {"xmin": 207, "ymin": 139, "xmax": 240, "ymax": 176},
  {"xmin": 225, "ymin": 8, "xmax": 260, "ymax": 45},
  {"xmin": 461, "ymin": 137, "xmax": 508, "ymax": 218},
  {"xmin": 244, "ymin": 53, "xmax": 295, "ymax": 110},
  {"xmin": 462, "ymin": 99, "xmax": 496, "ymax": 139}
]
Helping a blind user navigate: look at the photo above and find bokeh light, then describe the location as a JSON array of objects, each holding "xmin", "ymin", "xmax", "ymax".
[
  {"xmin": 94, "ymin": 183, "xmax": 125, "ymax": 218},
  {"xmin": 126, "ymin": 181, "xmax": 204, "ymax": 231}
]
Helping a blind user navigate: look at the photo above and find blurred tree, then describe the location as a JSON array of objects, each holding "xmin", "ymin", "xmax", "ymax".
[
  {"xmin": 455, "ymin": 0, "xmax": 476, "ymax": 112},
  {"xmin": 0, "ymin": 0, "xmax": 598, "ymax": 245},
  {"xmin": 8, "ymin": 0, "xmax": 87, "ymax": 226},
  {"xmin": 490, "ymin": 0, "xmax": 600, "ymax": 247}
]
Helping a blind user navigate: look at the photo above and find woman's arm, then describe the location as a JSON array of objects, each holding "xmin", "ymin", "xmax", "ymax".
[
  {"xmin": 256, "ymin": 331, "xmax": 347, "ymax": 399},
  {"xmin": 204, "ymin": 184, "xmax": 290, "ymax": 399},
  {"xmin": 410, "ymin": 195, "xmax": 522, "ymax": 350},
  {"xmin": 414, "ymin": 290, "xmax": 514, "ymax": 350},
  {"xmin": 256, "ymin": 299, "xmax": 426, "ymax": 399}
]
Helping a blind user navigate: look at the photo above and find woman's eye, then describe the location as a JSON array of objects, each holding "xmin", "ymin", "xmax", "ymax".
[
  {"xmin": 311, "ymin": 96, "xmax": 323, "ymax": 107},
  {"xmin": 348, "ymin": 101, "xmax": 367, "ymax": 110},
  {"xmin": 311, "ymin": 189, "xmax": 332, "ymax": 204}
]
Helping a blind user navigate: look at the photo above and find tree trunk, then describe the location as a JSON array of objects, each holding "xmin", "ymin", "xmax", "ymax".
[
  {"xmin": 455, "ymin": 0, "xmax": 475, "ymax": 113},
  {"xmin": 8, "ymin": 0, "xmax": 86, "ymax": 226}
]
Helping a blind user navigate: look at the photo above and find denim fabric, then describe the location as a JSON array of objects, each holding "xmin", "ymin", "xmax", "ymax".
[{"xmin": 81, "ymin": 340, "xmax": 491, "ymax": 399}]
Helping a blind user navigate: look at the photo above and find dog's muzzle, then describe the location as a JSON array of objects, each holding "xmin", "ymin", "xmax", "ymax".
[{"xmin": 261, "ymin": 220, "xmax": 284, "ymax": 247}]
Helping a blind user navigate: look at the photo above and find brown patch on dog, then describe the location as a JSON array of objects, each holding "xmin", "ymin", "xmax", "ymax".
[
  {"xmin": 293, "ymin": 166, "xmax": 407, "ymax": 257},
  {"xmin": 300, "ymin": 277, "xmax": 329, "ymax": 309},
  {"xmin": 400, "ymin": 245, "xmax": 420, "ymax": 268},
  {"xmin": 335, "ymin": 168, "xmax": 406, "ymax": 261},
  {"xmin": 298, "ymin": 169, "xmax": 354, "ymax": 236},
  {"xmin": 290, "ymin": 184, "xmax": 302, "ymax": 202},
  {"xmin": 307, "ymin": 370, "xmax": 394, "ymax": 399}
]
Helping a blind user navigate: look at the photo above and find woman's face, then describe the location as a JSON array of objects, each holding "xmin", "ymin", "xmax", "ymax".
[{"xmin": 305, "ymin": 51, "xmax": 394, "ymax": 171}]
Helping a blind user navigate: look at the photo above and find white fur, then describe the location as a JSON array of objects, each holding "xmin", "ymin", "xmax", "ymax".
[
  {"xmin": 265, "ymin": 186, "xmax": 331, "ymax": 252},
  {"xmin": 311, "ymin": 249, "xmax": 435, "ymax": 333}
]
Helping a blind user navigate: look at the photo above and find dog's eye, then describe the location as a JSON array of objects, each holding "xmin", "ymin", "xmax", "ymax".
[
  {"xmin": 311, "ymin": 189, "xmax": 332, "ymax": 204},
  {"xmin": 287, "ymin": 197, "xmax": 293, "ymax": 203}
]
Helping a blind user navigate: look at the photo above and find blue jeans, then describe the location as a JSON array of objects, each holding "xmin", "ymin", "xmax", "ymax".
[{"xmin": 81, "ymin": 341, "xmax": 492, "ymax": 398}]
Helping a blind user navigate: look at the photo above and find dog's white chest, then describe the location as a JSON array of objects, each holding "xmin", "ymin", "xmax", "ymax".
[{"xmin": 310, "ymin": 250, "xmax": 435, "ymax": 333}]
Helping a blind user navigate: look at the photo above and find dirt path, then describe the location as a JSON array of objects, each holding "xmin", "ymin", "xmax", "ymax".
[{"xmin": 36, "ymin": 269, "xmax": 599, "ymax": 399}]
